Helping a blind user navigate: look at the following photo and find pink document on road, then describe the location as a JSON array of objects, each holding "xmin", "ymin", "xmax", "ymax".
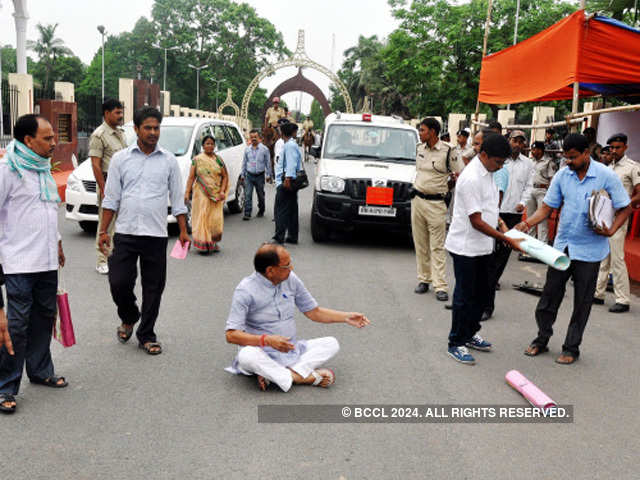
[
  {"xmin": 505, "ymin": 370, "xmax": 557, "ymax": 410},
  {"xmin": 170, "ymin": 240, "xmax": 190, "ymax": 259}
]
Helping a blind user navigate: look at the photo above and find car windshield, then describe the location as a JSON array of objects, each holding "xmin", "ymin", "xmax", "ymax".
[
  {"xmin": 323, "ymin": 124, "xmax": 417, "ymax": 162},
  {"xmin": 123, "ymin": 125, "xmax": 194, "ymax": 156}
]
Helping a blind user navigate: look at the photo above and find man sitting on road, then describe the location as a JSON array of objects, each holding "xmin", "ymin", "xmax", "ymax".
[{"xmin": 224, "ymin": 244, "xmax": 370, "ymax": 392}]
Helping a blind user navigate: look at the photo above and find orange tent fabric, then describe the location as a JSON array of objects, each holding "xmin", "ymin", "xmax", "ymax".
[{"xmin": 478, "ymin": 10, "xmax": 640, "ymax": 104}]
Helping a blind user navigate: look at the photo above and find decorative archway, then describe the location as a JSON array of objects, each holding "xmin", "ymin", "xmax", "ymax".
[
  {"xmin": 241, "ymin": 29, "xmax": 353, "ymax": 121},
  {"xmin": 217, "ymin": 88, "xmax": 240, "ymax": 116},
  {"xmin": 263, "ymin": 69, "xmax": 331, "ymax": 120}
]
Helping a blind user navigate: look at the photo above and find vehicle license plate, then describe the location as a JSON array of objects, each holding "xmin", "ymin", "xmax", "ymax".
[{"xmin": 358, "ymin": 206, "xmax": 397, "ymax": 217}]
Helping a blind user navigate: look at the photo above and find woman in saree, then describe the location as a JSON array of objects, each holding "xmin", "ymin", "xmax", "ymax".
[{"xmin": 184, "ymin": 135, "xmax": 229, "ymax": 253}]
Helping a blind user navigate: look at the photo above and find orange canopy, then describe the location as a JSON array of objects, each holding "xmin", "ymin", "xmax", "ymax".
[{"xmin": 478, "ymin": 10, "xmax": 640, "ymax": 104}]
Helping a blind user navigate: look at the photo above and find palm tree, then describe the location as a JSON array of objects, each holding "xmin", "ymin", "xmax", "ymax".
[
  {"xmin": 27, "ymin": 23, "xmax": 73, "ymax": 91},
  {"xmin": 589, "ymin": 0, "xmax": 639, "ymax": 24}
]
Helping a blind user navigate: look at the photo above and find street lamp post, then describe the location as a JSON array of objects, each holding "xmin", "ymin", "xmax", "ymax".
[
  {"xmin": 212, "ymin": 78, "xmax": 225, "ymax": 111},
  {"xmin": 152, "ymin": 43, "xmax": 180, "ymax": 92},
  {"xmin": 97, "ymin": 25, "xmax": 106, "ymax": 101},
  {"xmin": 188, "ymin": 64, "xmax": 208, "ymax": 110}
]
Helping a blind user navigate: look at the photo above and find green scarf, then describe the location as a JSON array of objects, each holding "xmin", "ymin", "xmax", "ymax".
[{"xmin": 6, "ymin": 140, "xmax": 60, "ymax": 203}]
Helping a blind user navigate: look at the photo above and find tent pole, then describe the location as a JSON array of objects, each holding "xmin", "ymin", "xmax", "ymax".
[
  {"xmin": 570, "ymin": 1, "xmax": 585, "ymax": 132},
  {"xmin": 474, "ymin": 0, "xmax": 493, "ymax": 133}
]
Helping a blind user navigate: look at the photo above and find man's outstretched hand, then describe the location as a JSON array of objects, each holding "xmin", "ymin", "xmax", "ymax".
[{"xmin": 345, "ymin": 313, "xmax": 370, "ymax": 328}]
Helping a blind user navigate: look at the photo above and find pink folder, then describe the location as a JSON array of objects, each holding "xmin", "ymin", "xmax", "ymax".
[
  {"xmin": 170, "ymin": 240, "xmax": 190, "ymax": 259},
  {"xmin": 505, "ymin": 370, "xmax": 557, "ymax": 410}
]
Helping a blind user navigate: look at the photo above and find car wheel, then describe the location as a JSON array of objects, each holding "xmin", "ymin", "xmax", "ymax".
[
  {"xmin": 227, "ymin": 177, "xmax": 244, "ymax": 214},
  {"xmin": 79, "ymin": 221, "xmax": 97, "ymax": 233},
  {"xmin": 310, "ymin": 207, "xmax": 329, "ymax": 243}
]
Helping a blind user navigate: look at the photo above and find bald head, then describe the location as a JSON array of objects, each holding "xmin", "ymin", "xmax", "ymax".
[{"xmin": 254, "ymin": 244, "xmax": 286, "ymax": 274}]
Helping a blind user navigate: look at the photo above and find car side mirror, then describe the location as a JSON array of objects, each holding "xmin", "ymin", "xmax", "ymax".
[{"xmin": 310, "ymin": 146, "xmax": 321, "ymax": 158}]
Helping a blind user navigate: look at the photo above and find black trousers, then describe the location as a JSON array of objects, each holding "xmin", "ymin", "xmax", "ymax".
[
  {"xmin": 485, "ymin": 212, "xmax": 522, "ymax": 313},
  {"xmin": 108, "ymin": 234, "xmax": 168, "ymax": 344},
  {"xmin": 274, "ymin": 186, "xmax": 299, "ymax": 243},
  {"xmin": 448, "ymin": 252, "xmax": 491, "ymax": 348},
  {"xmin": 532, "ymin": 258, "xmax": 600, "ymax": 357}
]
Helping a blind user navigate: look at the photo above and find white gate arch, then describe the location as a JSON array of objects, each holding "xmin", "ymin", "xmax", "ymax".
[{"xmin": 241, "ymin": 30, "xmax": 353, "ymax": 121}]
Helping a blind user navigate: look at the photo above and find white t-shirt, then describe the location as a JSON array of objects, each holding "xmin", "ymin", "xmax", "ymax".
[
  {"xmin": 500, "ymin": 153, "xmax": 534, "ymax": 213},
  {"xmin": 445, "ymin": 156, "xmax": 499, "ymax": 257},
  {"xmin": 274, "ymin": 138, "xmax": 285, "ymax": 161}
]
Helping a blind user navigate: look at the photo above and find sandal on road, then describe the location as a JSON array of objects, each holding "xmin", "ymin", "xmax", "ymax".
[
  {"xmin": 0, "ymin": 393, "xmax": 16, "ymax": 414},
  {"xmin": 524, "ymin": 344, "xmax": 549, "ymax": 357},
  {"xmin": 139, "ymin": 342, "xmax": 162, "ymax": 355},
  {"xmin": 311, "ymin": 368, "xmax": 335, "ymax": 388},
  {"xmin": 117, "ymin": 324, "xmax": 134, "ymax": 344},
  {"xmin": 29, "ymin": 376, "xmax": 68, "ymax": 388}
]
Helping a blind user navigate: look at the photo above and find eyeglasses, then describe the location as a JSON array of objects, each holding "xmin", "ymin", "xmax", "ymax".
[{"xmin": 276, "ymin": 263, "xmax": 293, "ymax": 270}]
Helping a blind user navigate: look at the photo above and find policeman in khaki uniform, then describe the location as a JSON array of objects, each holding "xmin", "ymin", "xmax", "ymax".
[
  {"xmin": 264, "ymin": 97, "xmax": 285, "ymax": 128},
  {"xmin": 594, "ymin": 133, "xmax": 640, "ymax": 313},
  {"xmin": 527, "ymin": 141, "xmax": 558, "ymax": 243},
  {"xmin": 411, "ymin": 117, "xmax": 452, "ymax": 301},
  {"xmin": 89, "ymin": 99, "xmax": 127, "ymax": 274},
  {"xmin": 302, "ymin": 117, "xmax": 314, "ymax": 135}
]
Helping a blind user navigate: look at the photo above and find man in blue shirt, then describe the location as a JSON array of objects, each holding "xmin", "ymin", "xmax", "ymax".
[
  {"xmin": 225, "ymin": 244, "xmax": 369, "ymax": 391},
  {"xmin": 99, "ymin": 107, "xmax": 190, "ymax": 355},
  {"xmin": 516, "ymin": 134, "xmax": 632, "ymax": 364},
  {"xmin": 241, "ymin": 129, "xmax": 272, "ymax": 220},
  {"xmin": 272, "ymin": 122, "xmax": 302, "ymax": 244}
]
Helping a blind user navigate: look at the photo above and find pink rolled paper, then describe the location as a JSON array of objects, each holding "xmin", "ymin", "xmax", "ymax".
[
  {"xmin": 170, "ymin": 240, "xmax": 190, "ymax": 259},
  {"xmin": 505, "ymin": 370, "xmax": 557, "ymax": 411}
]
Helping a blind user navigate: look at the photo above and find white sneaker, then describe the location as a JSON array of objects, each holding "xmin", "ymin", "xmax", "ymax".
[{"xmin": 96, "ymin": 264, "xmax": 109, "ymax": 275}]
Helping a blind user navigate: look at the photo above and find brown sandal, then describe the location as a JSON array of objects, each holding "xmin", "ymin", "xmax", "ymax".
[
  {"xmin": 117, "ymin": 325, "xmax": 134, "ymax": 344},
  {"xmin": 524, "ymin": 344, "xmax": 549, "ymax": 356},
  {"xmin": 555, "ymin": 352, "xmax": 578, "ymax": 364}
]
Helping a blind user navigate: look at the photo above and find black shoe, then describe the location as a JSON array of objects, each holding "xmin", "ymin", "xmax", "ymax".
[
  {"xmin": 285, "ymin": 238, "xmax": 298, "ymax": 244},
  {"xmin": 481, "ymin": 310, "xmax": 493, "ymax": 321},
  {"xmin": 444, "ymin": 304, "xmax": 453, "ymax": 310},
  {"xmin": 609, "ymin": 303, "xmax": 630, "ymax": 313},
  {"xmin": 270, "ymin": 238, "xmax": 284, "ymax": 245},
  {"xmin": 414, "ymin": 282, "xmax": 429, "ymax": 294},
  {"xmin": 257, "ymin": 211, "xmax": 265, "ymax": 218},
  {"xmin": 435, "ymin": 291, "xmax": 448, "ymax": 302},
  {"xmin": 243, "ymin": 216, "xmax": 251, "ymax": 221},
  {"xmin": 592, "ymin": 297, "xmax": 605, "ymax": 305}
]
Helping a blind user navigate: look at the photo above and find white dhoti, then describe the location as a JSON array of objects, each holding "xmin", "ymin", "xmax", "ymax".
[{"xmin": 229, "ymin": 336, "xmax": 340, "ymax": 392}]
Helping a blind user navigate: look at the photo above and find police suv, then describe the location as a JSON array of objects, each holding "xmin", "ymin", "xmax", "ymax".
[{"xmin": 310, "ymin": 113, "xmax": 419, "ymax": 242}]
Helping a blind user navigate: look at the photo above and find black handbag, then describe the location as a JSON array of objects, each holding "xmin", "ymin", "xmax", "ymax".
[{"xmin": 281, "ymin": 146, "xmax": 309, "ymax": 191}]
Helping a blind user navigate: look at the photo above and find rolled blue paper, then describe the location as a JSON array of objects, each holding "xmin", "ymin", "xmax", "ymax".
[{"xmin": 505, "ymin": 229, "xmax": 570, "ymax": 271}]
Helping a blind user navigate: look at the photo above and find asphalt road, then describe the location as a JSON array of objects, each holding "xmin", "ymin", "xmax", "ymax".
[{"xmin": 3, "ymin": 161, "xmax": 639, "ymax": 480}]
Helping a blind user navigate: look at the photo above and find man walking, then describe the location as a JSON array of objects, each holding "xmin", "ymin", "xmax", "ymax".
[
  {"xmin": 482, "ymin": 130, "xmax": 534, "ymax": 320},
  {"xmin": 241, "ymin": 129, "xmax": 272, "ymax": 221},
  {"xmin": 272, "ymin": 122, "xmax": 302, "ymax": 245},
  {"xmin": 89, "ymin": 99, "xmax": 126, "ymax": 274},
  {"xmin": 519, "ymin": 134, "xmax": 632, "ymax": 364},
  {"xmin": 527, "ymin": 141, "xmax": 557, "ymax": 243},
  {"xmin": 411, "ymin": 117, "xmax": 451, "ymax": 301},
  {"xmin": 0, "ymin": 115, "xmax": 68, "ymax": 414},
  {"xmin": 594, "ymin": 133, "xmax": 640, "ymax": 313},
  {"xmin": 99, "ymin": 107, "xmax": 190, "ymax": 355},
  {"xmin": 453, "ymin": 129, "xmax": 474, "ymax": 171},
  {"xmin": 445, "ymin": 134, "xmax": 523, "ymax": 364},
  {"xmin": 225, "ymin": 244, "xmax": 369, "ymax": 391}
]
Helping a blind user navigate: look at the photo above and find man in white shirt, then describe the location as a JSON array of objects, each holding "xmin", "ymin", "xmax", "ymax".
[
  {"xmin": 444, "ymin": 134, "xmax": 523, "ymax": 365},
  {"xmin": 483, "ymin": 130, "xmax": 534, "ymax": 320},
  {"xmin": 0, "ymin": 115, "xmax": 69, "ymax": 414}
]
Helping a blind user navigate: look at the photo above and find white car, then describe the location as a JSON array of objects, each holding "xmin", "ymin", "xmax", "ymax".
[
  {"xmin": 310, "ymin": 113, "xmax": 419, "ymax": 242},
  {"xmin": 65, "ymin": 116, "xmax": 248, "ymax": 232}
]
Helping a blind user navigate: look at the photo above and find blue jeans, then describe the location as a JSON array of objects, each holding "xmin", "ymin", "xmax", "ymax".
[
  {"xmin": 244, "ymin": 172, "xmax": 266, "ymax": 216},
  {"xmin": 0, "ymin": 270, "xmax": 58, "ymax": 395}
]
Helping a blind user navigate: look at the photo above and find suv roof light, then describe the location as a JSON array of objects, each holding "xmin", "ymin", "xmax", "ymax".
[{"xmin": 362, "ymin": 113, "xmax": 372, "ymax": 122}]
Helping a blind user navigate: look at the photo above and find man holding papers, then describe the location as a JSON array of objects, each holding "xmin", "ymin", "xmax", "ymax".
[
  {"xmin": 593, "ymin": 133, "xmax": 640, "ymax": 313},
  {"xmin": 516, "ymin": 134, "xmax": 632, "ymax": 365}
]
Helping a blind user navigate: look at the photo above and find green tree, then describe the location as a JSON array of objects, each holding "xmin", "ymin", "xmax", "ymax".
[
  {"xmin": 308, "ymin": 99, "xmax": 325, "ymax": 130},
  {"xmin": 27, "ymin": 23, "xmax": 73, "ymax": 91},
  {"xmin": 588, "ymin": 0, "xmax": 639, "ymax": 24}
]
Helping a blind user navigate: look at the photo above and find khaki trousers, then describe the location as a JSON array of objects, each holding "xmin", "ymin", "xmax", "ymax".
[
  {"xmin": 411, "ymin": 197, "xmax": 448, "ymax": 291},
  {"xmin": 526, "ymin": 188, "xmax": 549, "ymax": 243},
  {"xmin": 95, "ymin": 184, "xmax": 116, "ymax": 267},
  {"xmin": 595, "ymin": 222, "xmax": 630, "ymax": 305}
]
